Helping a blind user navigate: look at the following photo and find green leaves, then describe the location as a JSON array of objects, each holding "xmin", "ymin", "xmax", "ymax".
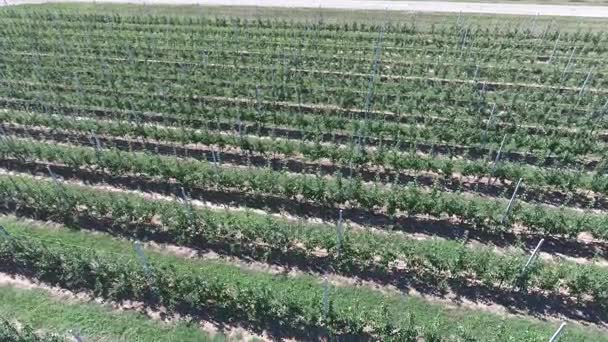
[
  {"xmin": 1, "ymin": 174, "xmax": 607, "ymax": 300},
  {"xmin": 0, "ymin": 318, "xmax": 64, "ymax": 342}
]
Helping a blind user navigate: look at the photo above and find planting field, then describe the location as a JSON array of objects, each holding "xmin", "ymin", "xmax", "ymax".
[{"xmin": 1, "ymin": 4, "xmax": 608, "ymax": 341}]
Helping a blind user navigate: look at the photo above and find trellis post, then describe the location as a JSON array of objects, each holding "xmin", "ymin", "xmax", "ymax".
[
  {"xmin": 548, "ymin": 32, "xmax": 561, "ymax": 64},
  {"xmin": 489, "ymin": 134, "xmax": 508, "ymax": 180},
  {"xmin": 578, "ymin": 67, "xmax": 594, "ymax": 98},
  {"xmin": 562, "ymin": 47, "xmax": 576, "ymax": 77},
  {"xmin": 322, "ymin": 276, "xmax": 329, "ymax": 319},
  {"xmin": 482, "ymin": 104, "xmax": 497, "ymax": 148},
  {"xmin": 337, "ymin": 209, "xmax": 344, "ymax": 255},
  {"xmin": 473, "ymin": 64, "xmax": 480, "ymax": 84},
  {"xmin": 69, "ymin": 330, "xmax": 84, "ymax": 342},
  {"xmin": 89, "ymin": 131, "xmax": 102, "ymax": 152},
  {"xmin": 180, "ymin": 187, "xmax": 195, "ymax": 221},
  {"xmin": 523, "ymin": 238, "xmax": 545, "ymax": 271},
  {"xmin": 0, "ymin": 225, "xmax": 11, "ymax": 239},
  {"xmin": 134, "ymin": 241, "xmax": 154, "ymax": 281},
  {"xmin": 501, "ymin": 178, "xmax": 523, "ymax": 224},
  {"xmin": 549, "ymin": 322, "xmax": 566, "ymax": 342},
  {"xmin": 47, "ymin": 165, "xmax": 68, "ymax": 200}
]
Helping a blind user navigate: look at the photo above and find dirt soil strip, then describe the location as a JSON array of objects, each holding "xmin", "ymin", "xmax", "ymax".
[
  {"xmin": 6, "ymin": 124, "xmax": 608, "ymax": 213},
  {"xmin": 3, "ymin": 214, "xmax": 608, "ymax": 332},
  {"xmin": 1, "ymin": 165, "xmax": 607, "ymax": 270},
  {"xmin": 0, "ymin": 271, "xmax": 272, "ymax": 342}
]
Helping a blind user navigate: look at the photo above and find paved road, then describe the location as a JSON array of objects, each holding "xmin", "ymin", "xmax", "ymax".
[{"xmin": 3, "ymin": 0, "xmax": 608, "ymax": 17}]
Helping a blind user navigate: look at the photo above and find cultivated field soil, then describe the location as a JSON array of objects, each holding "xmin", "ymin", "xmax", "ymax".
[{"xmin": 0, "ymin": 3, "xmax": 608, "ymax": 342}]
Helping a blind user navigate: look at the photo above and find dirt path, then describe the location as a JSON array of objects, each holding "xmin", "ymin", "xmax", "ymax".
[{"xmin": 4, "ymin": 0, "xmax": 608, "ymax": 18}]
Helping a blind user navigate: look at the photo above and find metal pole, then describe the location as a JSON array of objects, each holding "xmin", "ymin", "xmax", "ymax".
[
  {"xmin": 549, "ymin": 322, "xmax": 566, "ymax": 342},
  {"xmin": 490, "ymin": 134, "xmax": 508, "ymax": 179},
  {"xmin": 70, "ymin": 330, "xmax": 84, "ymax": 342},
  {"xmin": 473, "ymin": 64, "xmax": 480, "ymax": 83},
  {"xmin": 524, "ymin": 238, "xmax": 545, "ymax": 270},
  {"xmin": 482, "ymin": 104, "xmax": 497, "ymax": 148},
  {"xmin": 337, "ymin": 209, "xmax": 344, "ymax": 255},
  {"xmin": 359, "ymin": 24, "xmax": 385, "ymax": 147},
  {"xmin": 562, "ymin": 47, "xmax": 576, "ymax": 77},
  {"xmin": 548, "ymin": 32, "xmax": 561, "ymax": 64},
  {"xmin": 322, "ymin": 276, "xmax": 329, "ymax": 319},
  {"xmin": 134, "ymin": 241, "xmax": 153, "ymax": 280},
  {"xmin": 180, "ymin": 186, "xmax": 194, "ymax": 220},
  {"xmin": 578, "ymin": 67, "xmax": 594, "ymax": 98},
  {"xmin": 530, "ymin": 13, "xmax": 539, "ymax": 35},
  {"xmin": 89, "ymin": 131, "xmax": 102, "ymax": 151},
  {"xmin": 501, "ymin": 178, "xmax": 523, "ymax": 224},
  {"xmin": 47, "ymin": 165, "xmax": 63, "ymax": 183},
  {"xmin": 0, "ymin": 225, "xmax": 10, "ymax": 239}
]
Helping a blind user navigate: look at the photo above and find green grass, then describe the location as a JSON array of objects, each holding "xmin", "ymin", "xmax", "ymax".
[
  {"xmin": 0, "ymin": 285, "xmax": 237, "ymax": 342},
  {"xmin": 5, "ymin": 3, "xmax": 608, "ymax": 32}
]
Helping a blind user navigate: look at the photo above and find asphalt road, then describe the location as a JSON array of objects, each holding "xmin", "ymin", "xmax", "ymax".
[{"xmin": 3, "ymin": 0, "xmax": 608, "ymax": 17}]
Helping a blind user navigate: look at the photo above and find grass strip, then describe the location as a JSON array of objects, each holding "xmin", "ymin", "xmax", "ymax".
[{"xmin": 0, "ymin": 284, "xmax": 233, "ymax": 341}]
